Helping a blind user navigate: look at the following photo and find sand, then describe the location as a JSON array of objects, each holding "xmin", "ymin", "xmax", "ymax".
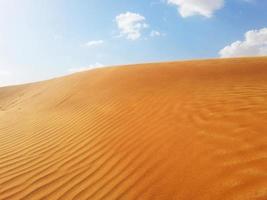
[{"xmin": 0, "ymin": 57, "xmax": 267, "ymax": 200}]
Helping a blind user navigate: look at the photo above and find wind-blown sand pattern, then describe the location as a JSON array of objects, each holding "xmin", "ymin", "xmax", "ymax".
[{"xmin": 1, "ymin": 57, "xmax": 267, "ymax": 200}]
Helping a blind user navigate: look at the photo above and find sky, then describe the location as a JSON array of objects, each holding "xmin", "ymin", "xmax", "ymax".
[{"xmin": 0, "ymin": 0, "xmax": 267, "ymax": 86}]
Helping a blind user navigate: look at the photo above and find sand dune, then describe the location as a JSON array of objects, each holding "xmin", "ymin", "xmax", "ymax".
[{"xmin": 0, "ymin": 57, "xmax": 267, "ymax": 200}]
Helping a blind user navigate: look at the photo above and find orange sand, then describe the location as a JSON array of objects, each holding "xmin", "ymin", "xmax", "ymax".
[{"xmin": 0, "ymin": 57, "xmax": 267, "ymax": 200}]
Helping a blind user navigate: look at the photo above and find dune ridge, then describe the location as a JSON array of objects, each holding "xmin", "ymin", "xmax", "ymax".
[{"xmin": 0, "ymin": 57, "xmax": 267, "ymax": 200}]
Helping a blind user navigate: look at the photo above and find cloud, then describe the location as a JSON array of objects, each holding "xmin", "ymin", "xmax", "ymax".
[
  {"xmin": 150, "ymin": 30, "xmax": 164, "ymax": 37},
  {"xmin": 167, "ymin": 0, "xmax": 224, "ymax": 18},
  {"xmin": 219, "ymin": 28, "xmax": 267, "ymax": 58},
  {"xmin": 0, "ymin": 70, "xmax": 12, "ymax": 87},
  {"xmin": 68, "ymin": 63, "xmax": 104, "ymax": 74},
  {"xmin": 0, "ymin": 69, "xmax": 11, "ymax": 76},
  {"xmin": 115, "ymin": 12, "xmax": 148, "ymax": 40},
  {"xmin": 53, "ymin": 34, "xmax": 63, "ymax": 40},
  {"xmin": 84, "ymin": 40, "xmax": 104, "ymax": 47}
]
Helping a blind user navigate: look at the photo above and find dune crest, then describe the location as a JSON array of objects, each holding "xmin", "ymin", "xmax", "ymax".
[{"xmin": 1, "ymin": 57, "xmax": 267, "ymax": 200}]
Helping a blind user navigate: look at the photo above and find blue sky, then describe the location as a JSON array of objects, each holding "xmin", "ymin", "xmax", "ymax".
[{"xmin": 0, "ymin": 0, "xmax": 267, "ymax": 86}]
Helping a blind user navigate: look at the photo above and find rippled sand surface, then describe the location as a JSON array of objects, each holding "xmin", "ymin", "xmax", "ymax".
[{"xmin": 0, "ymin": 57, "xmax": 267, "ymax": 200}]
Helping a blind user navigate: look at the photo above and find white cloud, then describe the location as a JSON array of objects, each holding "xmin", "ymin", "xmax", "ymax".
[
  {"xmin": 68, "ymin": 63, "xmax": 104, "ymax": 74},
  {"xmin": 115, "ymin": 12, "xmax": 148, "ymax": 40},
  {"xmin": 53, "ymin": 34, "xmax": 63, "ymax": 40},
  {"xmin": 219, "ymin": 28, "xmax": 267, "ymax": 58},
  {"xmin": 167, "ymin": 0, "xmax": 224, "ymax": 18},
  {"xmin": 0, "ymin": 69, "xmax": 11, "ymax": 76},
  {"xmin": 0, "ymin": 70, "xmax": 12, "ymax": 87},
  {"xmin": 84, "ymin": 40, "xmax": 104, "ymax": 47},
  {"xmin": 150, "ymin": 30, "xmax": 164, "ymax": 37}
]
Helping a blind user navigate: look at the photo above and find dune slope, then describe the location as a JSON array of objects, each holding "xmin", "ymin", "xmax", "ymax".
[{"xmin": 1, "ymin": 57, "xmax": 267, "ymax": 200}]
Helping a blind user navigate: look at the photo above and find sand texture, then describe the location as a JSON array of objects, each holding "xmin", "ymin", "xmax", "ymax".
[{"xmin": 0, "ymin": 57, "xmax": 267, "ymax": 200}]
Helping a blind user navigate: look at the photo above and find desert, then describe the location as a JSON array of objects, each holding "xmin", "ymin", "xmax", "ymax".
[{"xmin": 1, "ymin": 57, "xmax": 267, "ymax": 200}]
